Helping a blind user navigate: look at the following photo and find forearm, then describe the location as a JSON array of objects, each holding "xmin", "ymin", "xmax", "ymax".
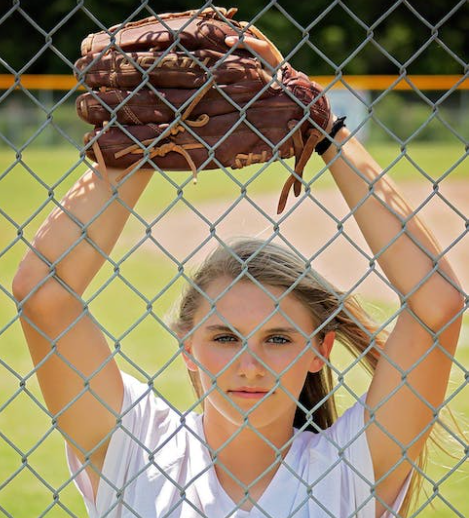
[
  {"xmin": 15, "ymin": 167, "xmax": 153, "ymax": 299},
  {"xmin": 322, "ymin": 128, "xmax": 462, "ymax": 328}
]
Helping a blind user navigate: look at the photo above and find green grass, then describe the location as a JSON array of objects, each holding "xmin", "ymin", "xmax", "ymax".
[
  {"xmin": 0, "ymin": 142, "xmax": 467, "ymax": 517},
  {"xmin": 0, "ymin": 141, "xmax": 467, "ymax": 215}
]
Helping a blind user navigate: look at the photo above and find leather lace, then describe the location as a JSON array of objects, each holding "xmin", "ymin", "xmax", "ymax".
[
  {"xmin": 92, "ymin": 80, "xmax": 213, "ymax": 184},
  {"xmin": 92, "ymin": 82, "xmax": 323, "ymax": 213},
  {"xmin": 276, "ymin": 123, "xmax": 321, "ymax": 214}
]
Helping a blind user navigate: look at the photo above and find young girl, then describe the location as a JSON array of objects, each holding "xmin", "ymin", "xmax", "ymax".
[{"xmin": 13, "ymin": 38, "xmax": 463, "ymax": 518}]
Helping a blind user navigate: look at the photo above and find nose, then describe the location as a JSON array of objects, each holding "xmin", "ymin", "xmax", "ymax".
[{"xmin": 236, "ymin": 342, "xmax": 266, "ymax": 379}]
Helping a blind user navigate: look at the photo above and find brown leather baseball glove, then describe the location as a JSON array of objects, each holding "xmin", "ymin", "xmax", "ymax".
[{"xmin": 74, "ymin": 7, "xmax": 331, "ymax": 213}]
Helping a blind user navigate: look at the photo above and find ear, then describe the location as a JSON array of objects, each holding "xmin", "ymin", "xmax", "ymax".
[
  {"xmin": 308, "ymin": 331, "xmax": 335, "ymax": 373},
  {"xmin": 180, "ymin": 337, "xmax": 198, "ymax": 372}
]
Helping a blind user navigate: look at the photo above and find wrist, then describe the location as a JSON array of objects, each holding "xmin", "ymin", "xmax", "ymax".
[{"xmin": 315, "ymin": 116, "xmax": 347, "ymax": 156}]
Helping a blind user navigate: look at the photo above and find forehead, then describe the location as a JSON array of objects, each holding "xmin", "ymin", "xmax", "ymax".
[{"xmin": 193, "ymin": 277, "xmax": 314, "ymax": 333}]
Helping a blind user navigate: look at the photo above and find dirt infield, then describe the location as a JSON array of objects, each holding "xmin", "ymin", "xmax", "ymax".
[{"xmin": 144, "ymin": 180, "xmax": 467, "ymax": 304}]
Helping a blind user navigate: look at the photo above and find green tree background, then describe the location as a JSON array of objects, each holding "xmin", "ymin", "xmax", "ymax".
[{"xmin": 0, "ymin": 0, "xmax": 467, "ymax": 76}]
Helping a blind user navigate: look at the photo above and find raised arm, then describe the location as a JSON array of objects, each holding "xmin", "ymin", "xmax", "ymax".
[
  {"xmin": 13, "ymin": 167, "xmax": 153, "ymax": 496},
  {"xmin": 322, "ymin": 127, "xmax": 464, "ymax": 515}
]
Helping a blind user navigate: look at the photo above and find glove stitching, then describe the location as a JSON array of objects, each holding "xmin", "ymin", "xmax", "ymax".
[{"xmin": 78, "ymin": 10, "xmax": 331, "ymax": 217}]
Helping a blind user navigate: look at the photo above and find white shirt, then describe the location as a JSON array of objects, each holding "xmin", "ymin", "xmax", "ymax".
[{"xmin": 66, "ymin": 372, "xmax": 410, "ymax": 518}]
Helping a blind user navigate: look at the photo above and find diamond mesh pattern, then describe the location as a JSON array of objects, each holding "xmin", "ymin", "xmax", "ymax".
[{"xmin": 0, "ymin": 1, "xmax": 467, "ymax": 517}]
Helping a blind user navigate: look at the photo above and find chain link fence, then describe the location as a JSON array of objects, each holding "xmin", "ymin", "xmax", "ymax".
[{"xmin": 0, "ymin": 1, "xmax": 467, "ymax": 517}]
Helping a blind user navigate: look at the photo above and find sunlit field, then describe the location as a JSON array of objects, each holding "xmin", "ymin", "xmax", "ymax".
[{"xmin": 0, "ymin": 142, "xmax": 467, "ymax": 517}]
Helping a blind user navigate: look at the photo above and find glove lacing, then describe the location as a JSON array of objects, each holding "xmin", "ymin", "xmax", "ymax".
[
  {"xmin": 92, "ymin": 80, "xmax": 214, "ymax": 185},
  {"xmin": 276, "ymin": 122, "xmax": 322, "ymax": 214}
]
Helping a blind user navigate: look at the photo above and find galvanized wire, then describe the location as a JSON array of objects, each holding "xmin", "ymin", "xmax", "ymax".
[{"xmin": 0, "ymin": 1, "xmax": 467, "ymax": 517}]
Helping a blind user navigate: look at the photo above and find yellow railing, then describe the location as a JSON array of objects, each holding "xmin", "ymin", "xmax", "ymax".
[{"xmin": 0, "ymin": 74, "xmax": 467, "ymax": 91}]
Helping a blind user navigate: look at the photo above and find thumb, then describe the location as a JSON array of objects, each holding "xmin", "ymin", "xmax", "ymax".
[{"xmin": 225, "ymin": 36, "xmax": 239, "ymax": 46}]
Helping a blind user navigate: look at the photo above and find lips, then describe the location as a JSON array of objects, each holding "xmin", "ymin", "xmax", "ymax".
[{"xmin": 228, "ymin": 387, "xmax": 272, "ymax": 399}]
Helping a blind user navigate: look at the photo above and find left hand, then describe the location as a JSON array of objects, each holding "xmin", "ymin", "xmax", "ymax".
[{"xmin": 226, "ymin": 34, "xmax": 334, "ymax": 135}]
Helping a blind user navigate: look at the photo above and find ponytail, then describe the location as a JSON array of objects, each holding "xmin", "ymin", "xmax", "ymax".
[{"xmin": 294, "ymin": 295, "xmax": 384, "ymax": 432}]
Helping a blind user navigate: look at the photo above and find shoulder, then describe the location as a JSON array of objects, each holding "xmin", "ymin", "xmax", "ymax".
[
  {"xmin": 119, "ymin": 372, "xmax": 195, "ymax": 443},
  {"xmin": 120, "ymin": 372, "xmax": 170, "ymax": 419},
  {"xmin": 327, "ymin": 394, "xmax": 368, "ymax": 446},
  {"xmin": 105, "ymin": 371, "xmax": 203, "ymax": 469},
  {"xmin": 290, "ymin": 396, "xmax": 375, "ymax": 516},
  {"xmin": 299, "ymin": 395, "xmax": 368, "ymax": 448},
  {"xmin": 296, "ymin": 394, "xmax": 370, "ymax": 466}
]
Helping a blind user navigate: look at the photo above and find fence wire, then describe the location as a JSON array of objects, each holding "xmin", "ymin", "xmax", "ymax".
[{"xmin": 0, "ymin": 1, "xmax": 467, "ymax": 518}]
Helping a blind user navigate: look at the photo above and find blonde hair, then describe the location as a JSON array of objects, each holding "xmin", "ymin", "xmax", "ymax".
[{"xmin": 171, "ymin": 238, "xmax": 424, "ymax": 514}]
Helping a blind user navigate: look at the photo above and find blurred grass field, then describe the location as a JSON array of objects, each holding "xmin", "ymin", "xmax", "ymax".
[{"xmin": 0, "ymin": 142, "xmax": 467, "ymax": 517}]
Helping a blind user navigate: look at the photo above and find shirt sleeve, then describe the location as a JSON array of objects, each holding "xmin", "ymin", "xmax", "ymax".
[
  {"xmin": 326, "ymin": 394, "xmax": 412, "ymax": 518},
  {"xmin": 65, "ymin": 371, "xmax": 173, "ymax": 517}
]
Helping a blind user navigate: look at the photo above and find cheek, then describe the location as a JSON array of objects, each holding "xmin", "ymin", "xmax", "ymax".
[
  {"xmin": 194, "ymin": 346, "xmax": 235, "ymax": 377},
  {"xmin": 278, "ymin": 349, "xmax": 315, "ymax": 384}
]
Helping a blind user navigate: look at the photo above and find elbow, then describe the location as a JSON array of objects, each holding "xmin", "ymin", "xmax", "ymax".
[
  {"xmin": 436, "ymin": 291, "xmax": 465, "ymax": 355},
  {"xmin": 13, "ymin": 255, "xmax": 47, "ymax": 303},
  {"xmin": 435, "ymin": 269, "xmax": 466, "ymax": 332},
  {"xmin": 442, "ymin": 290, "xmax": 465, "ymax": 328},
  {"xmin": 13, "ymin": 266, "xmax": 40, "ymax": 306},
  {"xmin": 13, "ymin": 260, "xmax": 69, "ymax": 317},
  {"xmin": 418, "ymin": 289, "xmax": 465, "ymax": 337},
  {"xmin": 408, "ymin": 270, "xmax": 465, "ymax": 335},
  {"xmin": 437, "ymin": 282, "xmax": 465, "ymax": 329}
]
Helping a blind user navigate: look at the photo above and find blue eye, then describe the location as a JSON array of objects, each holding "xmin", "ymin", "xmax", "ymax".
[
  {"xmin": 213, "ymin": 334, "xmax": 291, "ymax": 345},
  {"xmin": 267, "ymin": 336, "xmax": 290, "ymax": 345},
  {"xmin": 214, "ymin": 335, "xmax": 238, "ymax": 343}
]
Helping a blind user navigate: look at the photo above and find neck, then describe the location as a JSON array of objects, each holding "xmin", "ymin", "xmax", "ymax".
[{"xmin": 202, "ymin": 403, "xmax": 295, "ymax": 489}]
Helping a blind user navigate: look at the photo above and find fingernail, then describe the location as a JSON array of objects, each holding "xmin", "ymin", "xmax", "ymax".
[{"xmin": 225, "ymin": 36, "xmax": 237, "ymax": 44}]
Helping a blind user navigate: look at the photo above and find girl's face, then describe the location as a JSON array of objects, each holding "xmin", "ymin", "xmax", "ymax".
[{"xmin": 183, "ymin": 277, "xmax": 333, "ymax": 432}]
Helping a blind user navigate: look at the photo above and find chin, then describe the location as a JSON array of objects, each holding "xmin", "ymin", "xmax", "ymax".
[{"xmin": 220, "ymin": 404, "xmax": 292, "ymax": 431}]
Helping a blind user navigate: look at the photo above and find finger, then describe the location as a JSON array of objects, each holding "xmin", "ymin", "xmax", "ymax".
[
  {"xmin": 224, "ymin": 35, "xmax": 238, "ymax": 47},
  {"xmin": 225, "ymin": 36, "xmax": 278, "ymax": 68},
  {"xmin": 225, "ymin": 35, "xmax": 266, "ymax": 51}
]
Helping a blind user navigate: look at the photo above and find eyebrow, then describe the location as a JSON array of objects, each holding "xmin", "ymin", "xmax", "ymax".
[{"xmin": 204, "ymin": 324, "xmax": 302, "ymax": 335}]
